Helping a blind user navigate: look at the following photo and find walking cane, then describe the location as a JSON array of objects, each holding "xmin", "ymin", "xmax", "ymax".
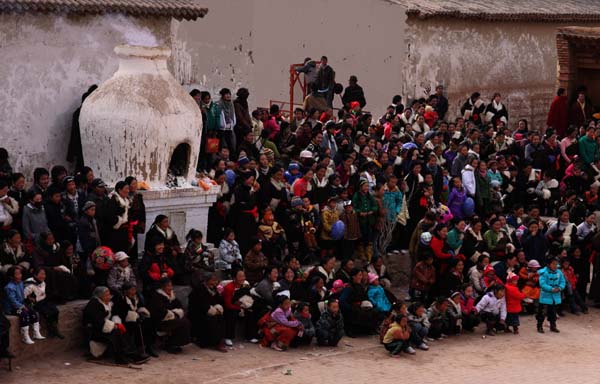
[{"xmin": 137, "ymin": 322, "xmax": 146, "ymax": 355}]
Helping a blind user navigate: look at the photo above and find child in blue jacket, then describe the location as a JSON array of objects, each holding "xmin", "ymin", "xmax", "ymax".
[
  {"xmin": 367, "ymin": 273, "xmax": 391, "ymax": 313},
  {"xmin": 3, "ymin": 266, "xmax": 43, "ymax": 344},
  {"xmin": 536, "ymin": 258, "xmax": 566, "ymax": 333}
]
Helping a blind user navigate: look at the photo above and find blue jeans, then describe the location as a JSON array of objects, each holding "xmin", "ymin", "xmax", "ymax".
[{"xmin": 409, "ymin": 322, "xmax": 428, "ymax": 345}]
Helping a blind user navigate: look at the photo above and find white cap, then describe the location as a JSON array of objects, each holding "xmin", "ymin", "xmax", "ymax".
[
  {"xmin": 114, "ymin": 252, "xmax": 130, "ymax": 262},
  {"xmin": 300, "ymin": 150, "xmax": 313, "ymax": 159}
]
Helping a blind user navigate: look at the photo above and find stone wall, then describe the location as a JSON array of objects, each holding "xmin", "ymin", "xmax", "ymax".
[
  {"xmin": 172, "ymin": 0, "xmax": 408, "ymax": 117},
  {"xmin": 401, "ymin": 19, "xmax": 600, "ymax": 130},
  {"xmin": 0, "ymin": 13, "xmax": 171, "ymax": 179}
]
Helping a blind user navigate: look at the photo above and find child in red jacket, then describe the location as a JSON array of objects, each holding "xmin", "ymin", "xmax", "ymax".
[{"xmin": 504, "ymin": 273, "xmax": 526, "ymax": 334}]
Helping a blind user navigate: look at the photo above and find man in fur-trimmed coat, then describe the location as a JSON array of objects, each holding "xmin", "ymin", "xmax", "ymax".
[
  {"xmin": 82, "ymin": 286, "xmax": 145, "ymax": 364},
  {"xmin": 147, "ymin": 278, "xmax": 191, "ymax": 354}
]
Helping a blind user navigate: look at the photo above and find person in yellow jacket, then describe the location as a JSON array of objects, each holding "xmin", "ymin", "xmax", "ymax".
[
  {"xmin": 320, "ymin": 196, "xmax": 339, "ymax": 257},
  {"xmin": 382, "ymin": 314, "xmax": 416, "ymax": 356}
]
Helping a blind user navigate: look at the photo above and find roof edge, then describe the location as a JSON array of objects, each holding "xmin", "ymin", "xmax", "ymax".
[{"xmin": 406, "ymin": 9, "xmax": 600, "ymax": 23}]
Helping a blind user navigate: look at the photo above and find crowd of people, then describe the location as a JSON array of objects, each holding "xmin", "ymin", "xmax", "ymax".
[{"xmin": 1, "ymin": 56, "xmax": 600, "ymax": 364}]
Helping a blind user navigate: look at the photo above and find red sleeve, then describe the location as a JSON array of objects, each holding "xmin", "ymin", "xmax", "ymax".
[
  {"xmin": 165, "ymin": 265, "xmax": 175, "ymax": 278},
  {"xmin": 148, "ymin": 263, "xmax": 161, "ymax": 281},
  {"xmin": 430, "ymin": 237, "xmax": 451, "ymax": 260},
  {"xmin": 223, "ymin": 283, "xmax": 241, "ymax": 310}
]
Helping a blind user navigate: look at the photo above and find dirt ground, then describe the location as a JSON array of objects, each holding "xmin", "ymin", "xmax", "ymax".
[{"xmin": 3, "ymin": 310, "xmax": 600, "ymax": 384}]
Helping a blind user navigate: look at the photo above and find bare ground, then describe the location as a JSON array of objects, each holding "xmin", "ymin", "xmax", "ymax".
[{"xmin": 3, "ymin": 310, "xmax": 600, "ymax": 383}]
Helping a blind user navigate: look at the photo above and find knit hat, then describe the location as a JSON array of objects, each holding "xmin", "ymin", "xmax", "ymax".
[
  {"xmin": 420, "ymin": 232, "xmax": 432, "ymax": 246},
  {"xmin": 238, "ymin": 156, "xmax": 250, "ymax": 166},
  {"xmin": 332, "ymin": 279, "xmax": 346, "ymax": 292},
  {"xmin": 288, "ymin": 162, "xmax": 300, "ymax": 171},
  {"xmin": 62, "ymin": 176, "xmax": 75, "ymax": 188},
  {"xmin": 528, "ymin": 259, "xmax": 541, "ymax": 269},
  {"xmin": 82, "ymin": 201, "xmax": 96, "ymax": 212},
  {"xmin": 484, "ymin": 264, "xmax": 496, "ymax": 276},
  {"xmin": 291, "ymin": 196, "xmax": 303, "ymax": 208},
  {"xmin": 91, "ymin": 178, "xmax": 106, "ymax": 188},
  {"xmin": 367, "ymin": 272, "xmax": 379, "ymax": 284}
]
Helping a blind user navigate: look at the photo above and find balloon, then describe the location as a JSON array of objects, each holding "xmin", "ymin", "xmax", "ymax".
[
  {"xmin": 90, "ymin": 246, "xmax": 115, "ymax": 271},
  {"xmin": 462, "ymin": 197, "xmax": 475, "ymax": 217},
  {"xmin": 225, "ymin": 169, "xmax": 236, "ymax": 187},
  {"xmin": 331, "ymin": 220, "xmax": 346, "ymax": 240}
]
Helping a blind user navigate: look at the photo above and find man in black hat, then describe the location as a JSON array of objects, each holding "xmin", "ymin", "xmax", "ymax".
[{"xmin": 342, "ymin": 75, "xmax": 366, "ymax": 108}]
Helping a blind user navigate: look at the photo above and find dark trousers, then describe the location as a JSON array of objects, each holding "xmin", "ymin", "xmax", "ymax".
[
  {"xmin": 536, "ymin": 303, "xmax": 557, "ymax": 326},
  {"xmin": 566, "ymin": 283, "xmax": 588, "ymax": 313},
  {"xmin": 384, "ymin": 339, "xmax": 408, "ymax": 355},
  {"xmin": 340, "ymin": 239, "xmax": 356, "ymax": 261},
  {"xmin": 316, "ymin": 331, "xmax": 343, "ymax": 347},
  {"xmin": 480, "ymin": 312, "xmax": 504, "ymax": 331},
  {"xmin": 219, "ymin": 130, "xmax": 236, "ymax": 152},
  {"xmin": 462, "ymin": 313, "xmax": 480, "ymax": 331},
  {"xmin": 224, "ymin": 309, "xmax": 258, "ymax": 340}
]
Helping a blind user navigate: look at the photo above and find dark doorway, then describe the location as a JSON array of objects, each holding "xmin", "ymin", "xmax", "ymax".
[{"xmin": 169, "ymin": 143, "xmax": 191, "ymax": 177}]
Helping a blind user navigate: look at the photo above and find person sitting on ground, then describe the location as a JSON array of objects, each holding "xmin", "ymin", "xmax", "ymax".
[
  {"xmin": 82, "ymin": 286, "xmax": 147, "ymax": 365},
  {"xmin": 293, "ymin": 302, "xmax": 315, "ymax": 346},
  {"xmin": 367, "ymin": 273, "xmax": 391, "ymax": 314},
  {"xmin": 112, "ymin": 282, "xmax": 155, "ymax": 358},
  {"xmin": 459, "ymin": 284, "xmax": 480, "ymax": 332},
  {"xmin": 445, "ymin": 292, "xmax": 463, "ymax": 335},
  {"xmin": 475, "ymin": 285, "xmax": 507, "ymax": 336},
  {"xmin": 222, "ymin": 269, "xmax": 259, "ymax": 346},
  {"xmin": 24, "ymin": 268, "xmax": 64, "ymax": 339},
  {"xmin": 426, "ymin": 297, "xmax": 449, "ymax": 340},
  {"xmin": 382, "ymin": 314, "xmax": 415, "ymax": 357},
  {"xmin": 407, "ymin": 302, "xmax": 430, "ymax": 351},
  {"xmin": 187, "ymin": 272, "xmax": 227, "ymax": 352},
  {"xmin": 339, "ymin": 268, "xmax": 381, "ymax": 337},
  {"xmin": 315, "ymin": 299, "xmax": 344, "ymax": 347},
  {"xmin": 147, "ymin": 278, "xmax": 191, "ymax": 354},
  {"xmin": 259, "ymin": 295, "xmax": 302, "ymax": 351}
]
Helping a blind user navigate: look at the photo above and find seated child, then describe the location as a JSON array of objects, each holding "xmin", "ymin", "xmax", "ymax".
[
  {"xmin": 407, "ymin": 302, "xmax": 430, "ymax": 350},
  {"xmin": 459, "ymin": 284, "xmax": 480, "ymax": 332},
  {"xmin": 445, "ymin": 292, "xmax": 462, "ymax": 335},
  {"xmin": 426, "ymin": 297, "xmax": 449, "ymax": 340},
  {"xmin": 293, "ymin": 302, "xmax": 315, "ymax": 346},
  {"xmin": 382, "ymin": 314, "xmax": 415, "ymax": 356},
  {"xmin": 367, "ymin": 273, "xmax": 392, "ymax": 313},
  {"xmin": 561, "ymin": 258, "xmax": 588, "ymax": 315},
  {"xmin": 3, "ymin": 266, "xmax": 44, "ymax": 344},
  {"xmin": 504, "ymin": 273, "xmax": 526, "ymax": 334},
  {"xmin": 475, "ymin": 285, "xmax": 506, "ymax": 336},
  {"xmin": 315, "ymin": 300, "xmax": 344, "ymax": 347},
  {"xmin": 259, "ymin": 296, "xmax": 302, "ymax": 351}
]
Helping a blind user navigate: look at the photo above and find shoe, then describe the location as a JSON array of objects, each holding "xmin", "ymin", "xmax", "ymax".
[
  {"xmin": 216, "ymin": 342, "xmax": 228, "ymax": 353},
  {"xmin": 417, "ymin": 343, "xmax": 429, "ymax": 351},
  {"xmin": 248, "ymin": 338, "xmax": 259, "ymax": 344},
  {"xmin": 404, "ymin": 346, "xmax": 416, "ymax": 355},
  {"xmin": 572, "ymin": 311, "xmax": 581, "ymax": 316},
  {"xmin": 550, "ymin": 326, "xmax": 560, "ymax": 333},
  {"xmin": 224, "ymin": 339, "xmax": 233, "ymax": 347},
  {"xmin": 20, "ymin": 326, "xmax": 35, "ymax": 345},
  {"xmin": 271, "ymin": 343, "xmax": 283, "ymax": 352},
  {"xmin": 513, "ymin": 327, "xmax": 519, "ymax": 335},
  {"xmin": 132, "ymin": 354, "xmax": 150, "ymax": 364},
  {"xmin": 440, "ymin": 334, "xmax": 448, "ymax": 339},
  {"xmin": 537, "ymin": 325, "xmax": 545, "ymax": 334},
  {"xmin": 486, "ymin": 329, "xmax": 496, "ymax": 336},
  {"xmin": 582, "ymin": 308, "xmax": 589, "ymax": 314},
  {"xmin": 504, "ymin": 328, "xmax": 512, "ymax": 334},
  {"xmin": 167, "ymin": 346, "xmax": 182, "ymax": 354},
  {"xmin": 425, "ymin": 337, "xmax": 436, "ymax": 342},
  {"xmin": 32, "ymin": 322, "xmax": 46, "ymax": 340},
  {"xmin": 146, "ymin": 345, "xmax": 159, "ymax": 358}
]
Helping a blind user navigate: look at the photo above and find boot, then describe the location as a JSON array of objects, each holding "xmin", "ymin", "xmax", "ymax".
[
  {"xmin": 20, "ymin": 326, "xmax": 35, "ymax": 344},
  {"xmin": 32, "ymin": 322, "xmax": 46, "ymax": 340},
  {"xmin": 537, "ymin": 323, "xmax": 544, "ymax": 333},
  {"xmin": 550, "ymin": 323, "xmax": 560, "ymax": 333},
  {"xmin": 513, "ymin": 326, "xmax": 519, "ymax": 335},
  {"xmin": 366, "ymin": 243, "xmax": 373, "ymax": 263}
]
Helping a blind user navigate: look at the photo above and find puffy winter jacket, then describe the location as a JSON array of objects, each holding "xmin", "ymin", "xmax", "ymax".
[
  {"xmin": 504, "ymin": 284, "xmax": 526, "ymax": 313},
  {"xmin": 538, "ymin": 266, "xmax": 565, "ymax": 305},
  {"xmin": 475, "ymin": 291, "xmax": 507, "ymax": 320}
]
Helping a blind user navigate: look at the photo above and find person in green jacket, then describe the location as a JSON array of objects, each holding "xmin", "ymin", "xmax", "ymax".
[
  {"xmin": 475, "ymin": 161, "xmax": 491, "ymax": 215},
  {"xmin": 578, "ymin": 126, "xmax": 599, "ymax": 171},
  {"xmin": 352, "ymin": 179, "xmax": 378, "ymax": 261},
  {"xmin": 446, "ymin": 219, "xmax": 466, "ymax": 254}
]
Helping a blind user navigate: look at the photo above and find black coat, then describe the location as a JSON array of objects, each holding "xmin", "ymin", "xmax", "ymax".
[
  {"xmin": 187, "ymin": 284, "xmax": 225, "ymax": 346},
  {"xmin": 342, "ymin": 84, "xmax": 366, "ymax": 108},
  {"xmin": 147, "ymin": 289, "xmax": 190, "ymax": 347},
  {"xmin": 78, "ymin": 215, "xmax": 101, "ymax": 257},
  {"xmin": 82, "ymin": 297, "xmax": 114, "ymax": 341}
]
